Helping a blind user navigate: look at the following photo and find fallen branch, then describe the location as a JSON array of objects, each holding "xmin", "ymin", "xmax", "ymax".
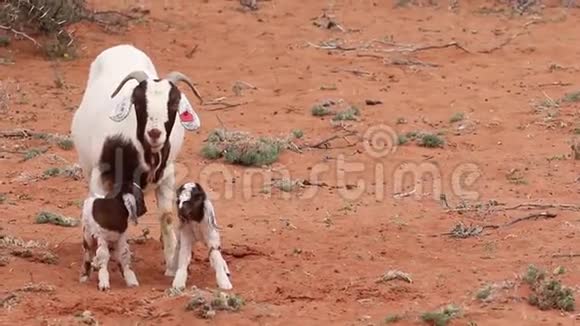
[
  {"xmin": 446, "ymin": 201, "xmax": 580, "ymax": 213},
  {"xmin": 440, "ymin": 211, "xmax": 557, "ymax": 238},
  {"xmin": 504, "ymin": 211, "xmax": 557, "ymax": 226}
]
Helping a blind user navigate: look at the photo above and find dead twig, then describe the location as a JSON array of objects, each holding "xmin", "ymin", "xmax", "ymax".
[
  {"xmin": 387, "ymin": 58, "xmax": 440, "ymax": 67},
  {"xmin": 440, "ymin": 212, "xmax": 557, "ymax": 238},
  {"xmin": 504, "ymin": 212, "xmax": 557, "ymax": 226},
  {"xmin": 496, "ymin": 203, "xmax": 580, "ymax": 212},
  {"xmin": 305, "ymin": 131, "xmax": 358, "ymax": 149},
  {"xmin": 306, "ymin": 41, "xmax": 358, "ymax": 51},
  {"xmin": 356, "ymin": 53, "xmax": 383, "ymax": 59},
  {"xmin": 479, "ymin": 31, "xmax": 529, "ymax": 54},
  {"xmin": 205, "ymin": 101, "xmax": 250, "ymax": 112},
  {"xmin": 552, "ymin": 253, "xmax": 580, "ymax": 258},
  {"xmin": 331, "ymin": 68, "xmax": 373, "ymax": 76},
  {"xmin": 0, "ymin": 25, "xmax": 40, "ymax": 48},
  {"xmin": 0, "ymin": 293, "xmax": 17, "ymax": 307},
  {"xmin": 393, "ymin": 189, "xmax": 416, "ymax": 199},
  {"xmin": 537, "ymin": 81, "xmax": 572, "ymax": 88},
  {"xmin": 0, "ymin": 129, "xmax": 32, "ymax": 138},
  {"xmin": 408, "ymin": 41, "xmax": 471, "ymax": 54},
  {"xmin": 186, "ymin": 44, "xmax": 199, "ymax": 59}
]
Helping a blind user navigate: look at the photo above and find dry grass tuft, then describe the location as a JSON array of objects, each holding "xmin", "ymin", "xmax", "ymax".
[
  {"xmin": 420, "ymin": 304, "xmax": 462, "ymax": 326},
  {"xmin": 376, "ymin": 270, "xmax": 412, "ymax": 284},
  {"xmin": 186, "ymin": 288, "xmax": 245, "ymax": 319},
  {"xmin": 398, "ymin": 131, "xmax": 445, "ymax": 148},
  {"xmin": 201, "ymin": 128, "xmax": 293, "ymax": 167},
  {"xmin": 35, "ymin": 211, "xmax": 79, "ymax": 227},
  {"xmin": 16, "ymin": 282, "xmax": 56, "ymax": 293},
  {"xmin": 523, "ymin": 265, "xmax": 575, "ymax": 311},
  {"xmin": 42, "ymin": 164, "xmax": 82, "ymax": 180},
  {"xmin": 0, "ymin": 234, "xmax": 46, "ymax": 249},
  {"xmin": 1, "ymin": 233, "xmax": 57, "ymax": 265}
]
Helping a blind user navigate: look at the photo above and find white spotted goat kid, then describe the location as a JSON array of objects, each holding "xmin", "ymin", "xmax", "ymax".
[
  {"xmin": 169, "ymin": 182, "xmax": 232, "ymax": 290},
  {"xmin": 80, "ymin": 182, "xmax": 146, "ymax": 291}
]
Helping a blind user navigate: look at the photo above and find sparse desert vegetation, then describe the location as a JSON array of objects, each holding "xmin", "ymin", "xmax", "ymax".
[{"xmin": 1, "ymin": 0, "xmax": 580, "ymax": 325}]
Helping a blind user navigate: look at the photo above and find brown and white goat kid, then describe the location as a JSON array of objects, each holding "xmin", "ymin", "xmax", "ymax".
[
  {"xmin": 168, "ymin": 182, "xmax": 232, "ymax": 290},
  {"xmin": 80, "ymin": 182, "xmax": 147, "ymax": 291}
]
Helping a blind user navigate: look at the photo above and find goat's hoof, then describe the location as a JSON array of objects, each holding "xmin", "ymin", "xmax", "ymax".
[
  {"xmin": 126, "ymin": 281, "xmax": 139, "ymax": 288},
  {"xmin": 217, "ymin": 276, "xmax": 233, "ymax": 290},
  {"xmin": 98, "ymin": 285, "xmax": 110, "ymax": 291},
  {"xmin": 171, "ymin": 279, "xmax": 186, "ymax": 291},
  {"xmin": 217, "ymin": 280, "xmax": 232, "ymax": 290},
  {"xmin": 125, "ymin": 277, "xmax": 139, "ymax": 288},
  {"xmin": 164, "ymin": 269, "xmax": 176, "ymax": 277},
  {"xmin": 98, "ymin": 281, "xmax": 110, "ymax": 291},
  {"xmin": 79, "ymin": 275, "xmax": 89, "ymax": 283}
]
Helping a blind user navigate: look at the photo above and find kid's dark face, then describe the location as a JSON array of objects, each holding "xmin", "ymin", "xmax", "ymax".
[{"xmin": 176, "ymin": 183, "xmax": 206, "ymax": 222}]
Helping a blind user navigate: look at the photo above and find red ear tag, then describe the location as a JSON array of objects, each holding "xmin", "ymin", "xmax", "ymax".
[{"xmin": 180, "ymin": 111, "xmax": 194, "ymax": 122}]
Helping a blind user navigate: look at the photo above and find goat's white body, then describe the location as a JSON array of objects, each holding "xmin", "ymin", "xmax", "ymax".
[
  {"xmin": 80, "ymin": 196, "xmax": 139, "ymax": 290},
  {"xmin": 168, "ymin": 199, "xmax": 232, "ymax": 290},
  {"xmin": 71, "ymin": 44, "xmax": 187, "ymax": 186}
]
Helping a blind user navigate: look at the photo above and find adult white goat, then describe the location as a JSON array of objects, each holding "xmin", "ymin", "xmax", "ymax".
[{"xmin": 71, "ymin": 44, "xmax": 202, "ymax": 276}]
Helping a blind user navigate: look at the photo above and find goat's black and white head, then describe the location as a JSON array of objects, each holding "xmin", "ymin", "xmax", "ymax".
[
  {"xmin": 176, "ymin": 182, "xmax": 207, "ymax": 223},
  {"xmin": 109, "ymin": 71, "xmax": 203, "ymax": 154}
]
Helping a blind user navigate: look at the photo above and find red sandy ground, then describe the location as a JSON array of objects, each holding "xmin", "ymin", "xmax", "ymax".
[{"xmin": 1, "ymin": 0, "xmax": 579, "ymax": 325}]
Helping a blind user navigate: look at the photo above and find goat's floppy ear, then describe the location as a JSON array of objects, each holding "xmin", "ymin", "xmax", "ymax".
[
  {"xmin": 109, "ymin": 70, "xmax": 148, "ymax": 122},
  {"xmin": 109, "ymin": 95, "xmax": 133, "ymax": 122},
  {"xmin": 178, "ymin": 97, "xmax": 201, "ymax": 131}
]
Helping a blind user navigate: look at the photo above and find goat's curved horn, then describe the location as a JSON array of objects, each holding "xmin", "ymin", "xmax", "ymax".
[
  {"xmin": 110, "ymin": 70, "xmax": 149, "ymax": 98},
  {"xmin": 165, "ymin": 71, "xmax": 204, "ymax": 104}
]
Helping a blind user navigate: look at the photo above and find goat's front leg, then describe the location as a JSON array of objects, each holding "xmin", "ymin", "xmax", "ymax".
[
  {"xmin": 171, "ymin": 225, "xmax": 193, "ymax": 290},
  {"xmin": 156, "ymin": 163, "xmax": 177, "ymax": 276},
  {"xmin": 115, "ymin": 234, "xmax": 139, "ymax": 287},
  {"xmin": 165, "ymin": 225, "xmax": 181, "ymax": 277},
  {"xmin": 79, "ymin": 232, "xmax": 93, "ymax": 283},
  {"xmin": 94, "ymin": 237, "xmax": 111, "ymax": 291},
  {"xmin": 198, "ymin": 210, "xmax": 232, "ymax": 290}
]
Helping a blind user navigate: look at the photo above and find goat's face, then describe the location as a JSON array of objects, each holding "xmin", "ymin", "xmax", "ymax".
[
  {"xmin": 176, "ymin": 182, "xmax": 206, "ymax": 223},
  {"xmin": 133, "ymin": 80, "xmax": 179, "ymax": 153},
  {"xmin": 109, "ymin": 71, "xmax": 203, "ymax": 154}
]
